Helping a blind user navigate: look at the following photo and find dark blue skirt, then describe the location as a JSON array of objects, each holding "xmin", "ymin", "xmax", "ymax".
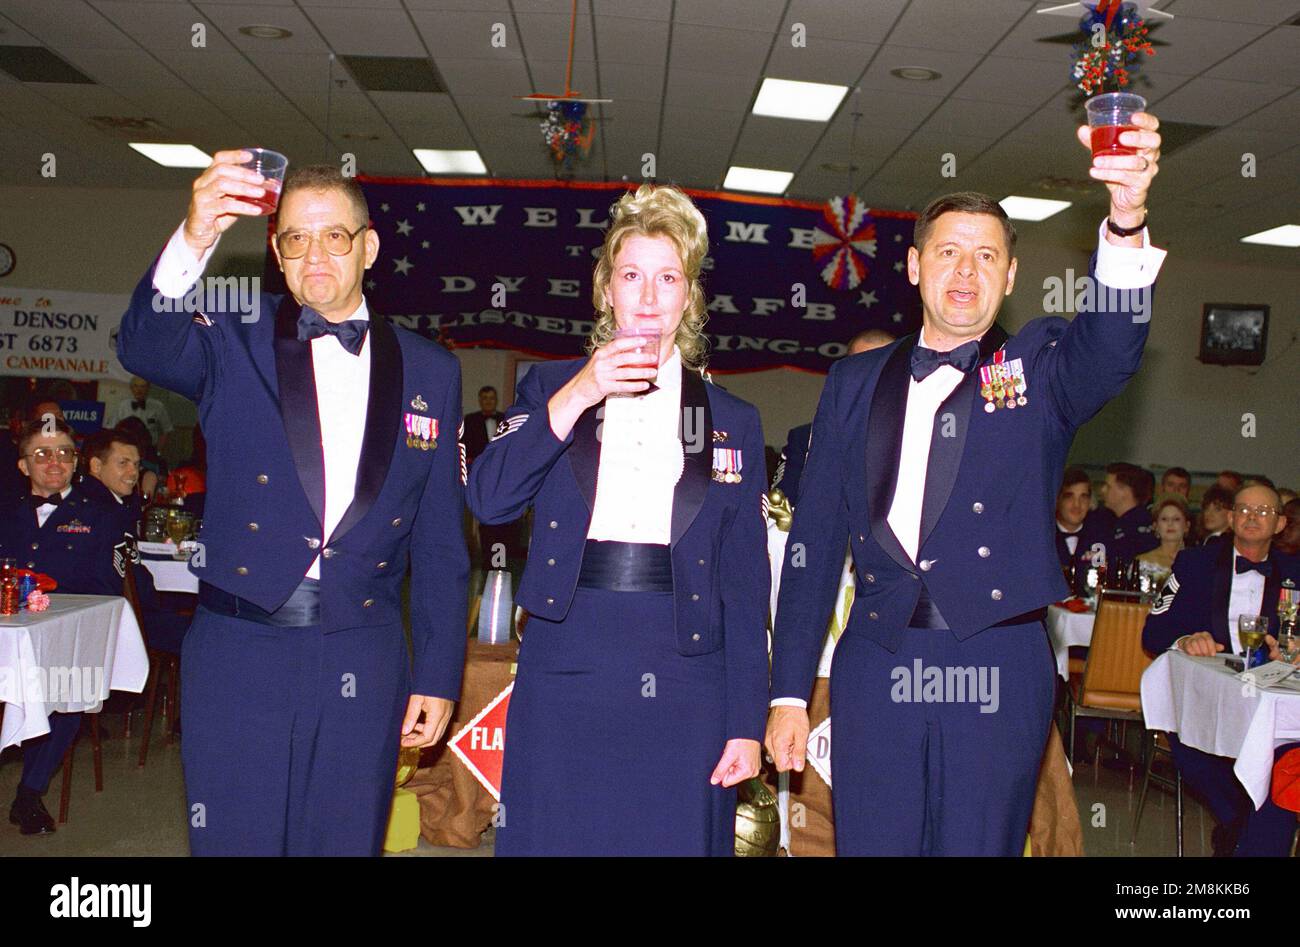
[{"xmin": 495, "ymin": 587, "xmax": 735, "ymax": 856}]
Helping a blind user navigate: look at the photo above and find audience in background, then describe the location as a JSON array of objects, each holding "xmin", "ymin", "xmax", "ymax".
[
  {"xmin": 1275, "ymin": 498, "xmax": 1300, "ymax": 556},
  {"xmin": 1215, "ymin": 469, "xmax": 1244, "ymax": 493},
  {"xmin": 1054, "ymin": 467, "xmax": 1107, "ymax": 592},
  {"xmin": 1096, "ymin": 461, "xmax": 1159, "ymax": 563},
  {"xmin": 1137, "ymin": 496, "xmax": 1191, "ymax": 572},
  {"xmin": 1159, "ymin": 466, "xmax": 1191, "ymax": 500},
  {"xmin": 105, "ymin": 376, "xmax": 174, "ymax": 458},
  {"xmin": 113, "ymin": 416, "xmax": 163, "ymax": 499},
  {"xmin": 1198, "ymin": 485, "xmax": 1235, "ymax": 546}
]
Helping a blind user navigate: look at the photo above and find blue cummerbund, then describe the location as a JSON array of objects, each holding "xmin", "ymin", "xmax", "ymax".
[{"xmin": 577, "ymin": 540, "xmax": 673, "ymax": 593}]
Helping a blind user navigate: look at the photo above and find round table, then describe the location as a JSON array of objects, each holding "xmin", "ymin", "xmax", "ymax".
[{"xmin": 1141, "ymin": 649, "xmax": 1300, "ymax": 808}]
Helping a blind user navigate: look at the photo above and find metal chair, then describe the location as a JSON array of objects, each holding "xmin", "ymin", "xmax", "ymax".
[{"xmin": 1131, "ymin": 730, "xmax": 1184, "ymax": 856}]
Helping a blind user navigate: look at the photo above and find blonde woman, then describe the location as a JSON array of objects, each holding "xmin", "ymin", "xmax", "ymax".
[
  {"xmin": 1137, "ymin": 496, "xmax": 1191, "ymax": 572},
  {"xmin": 468, "ymin": 185, "xmax": 768, "ymax": 855}
]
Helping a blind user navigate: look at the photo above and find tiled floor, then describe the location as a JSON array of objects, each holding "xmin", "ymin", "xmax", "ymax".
[{"xmin": 1, "ymin": 710, "xmax": 1226, "ymax": 857}]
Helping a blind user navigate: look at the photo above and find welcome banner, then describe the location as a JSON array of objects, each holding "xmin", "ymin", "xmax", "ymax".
[{"xmin": 267, "ymin": 178, "xmax": 920, "ymax": 374}]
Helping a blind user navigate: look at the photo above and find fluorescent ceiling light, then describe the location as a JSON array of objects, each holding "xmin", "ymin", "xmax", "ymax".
[
  {"xmin": 128, "ymin": 143, "xmax": 212, "ymax": 168},
  {"xmin": 723, "ymin": 166, "xmax": 794, "ymax": 195},
  {"xmin": 752, "ymin": 78, "xmax": 848, "ymax": 122},
  {"xmin": 1239, "ymin": 224, "xmax": 1300, "ymax": 248},
  {"xmin": 999, "ymin": 195, "xmax": 1072, "ymax": 221},
  {"xmin": 412, "ymin": 148, "xmax": 487, "ymax": 174}
]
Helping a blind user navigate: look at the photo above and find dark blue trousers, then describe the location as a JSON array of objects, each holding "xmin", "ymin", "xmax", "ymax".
[
  {"xmin": 1169, "ymin": 735, "xmax": 1299, "ymax": 857},
  {"xmin": 179, "ymin": 607, "xmax": 411, "ymax": 856},
  {"xmin": 20, "ymin": 711, "xmax": 82, "ymax": 794},
  {"xmin": 829, "ymin": 620, "xmax": 1056, "ymax": 855}
]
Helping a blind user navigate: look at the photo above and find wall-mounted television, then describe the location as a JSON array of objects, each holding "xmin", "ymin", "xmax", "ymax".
[{"xmin": 1199, "ymin": 303, "xmax": 1269, "ymax": 366}]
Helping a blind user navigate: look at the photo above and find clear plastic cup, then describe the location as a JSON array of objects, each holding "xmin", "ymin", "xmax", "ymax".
[
  {"xmin": 1085, "ymin": 93, "xmax": 1146, "ymax": 158},
  {"xmin": 612, "ymin": 327, "xmax": 661, "ymax": 395},
  {"xmin": 241, "ymin": 148, "xmax": 289, "ymax": 215}
]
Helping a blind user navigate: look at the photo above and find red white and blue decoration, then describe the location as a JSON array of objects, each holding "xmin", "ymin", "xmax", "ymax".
[
  {"xmin": 541, "ymin": 100, "xmax": 595, "ymax": 171},
  {"xmin": 811, "ymin": 195, "xmax": 878, "ymax": 291},
  {"xmin": 1071, "ymin": 1, "xmax": 1157, "ymax": 95}
]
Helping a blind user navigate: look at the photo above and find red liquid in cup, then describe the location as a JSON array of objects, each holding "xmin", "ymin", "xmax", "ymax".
[
  {"xmin": 1091, "ymin": 124, "xmax": 1139, "ymax": 158},
  {"xmin": 248, "ymin": 179, "xmax": 283, "ymax": 215}
]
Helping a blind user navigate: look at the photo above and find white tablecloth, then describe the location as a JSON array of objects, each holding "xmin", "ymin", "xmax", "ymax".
[
  {"xmin": 1141, "ymin": 649, "xmax": 1300, "ymax": 808},
  {"xmin": 140, "ymin": 557, "xmax": 200, "ymax": 594},
  {"xmin": 1046, "ymin": 603, "xmax": 1095, "ymax": 680},
  {"xmin": 0, "ymin": 594, "xmax": 149, "ymax": 751}
]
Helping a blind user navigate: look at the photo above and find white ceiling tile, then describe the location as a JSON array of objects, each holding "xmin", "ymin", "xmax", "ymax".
[
  {"xmin": 665, "ymin": 67, "xmax": 757, "ymax": 112},
  {"xmin": 674, "ymin": 0, "xmax": 786, "ymax": 32},
  {"xmin": 1161, "ymin": 0, "xmax": 1300, "ymax": 25},
  {"xmin": 779, "ymin": 0, "xmax": 910, "ymax": 46},
  {"xmin": 411, "ymin": 8, "xmax": 522, "ymax": 60},
  {"xmin": 922, "ymin": 97, "xmax": 1038, "ymax": 140},
  {"xmin": 1152, "ymin": 76, "xmax": 1292, "ymax": 127},
  {"xmin": 514, "ymin": 11, "xmax": 595, "ymax": 63},
  {"xmin": 888, "ymin": 0, "xmax": 1036, "ymax": 54},
  {"xmin": 670, "ymin": 24, "xmax": 773, "ymax": 75},
  {"xmin": 596, "ymin": 60, "xmax": 664, "ymax": 104},
  {"xmin": 951, "ymin": 56, "xmax": 1073, "ymax": 104},
  {"xmin": 593, "ymin": 14, "xmax": 669, "ymax": 67},
  {"xmin": 151, "ymin": 48, "xmax": 273, "ymax": 91},
  {"xmin": 1206, "ymin": 29, "xmax": 1300, "ymax": 85},
  {"xmin": 436, "ymin": 56, "xmax": 531, "ymax": 97},
  {"xmin": 193, "ymin": 2, "xmax": 331, "ymax": 54},
  {"xmin": 3, "ymin": 0, "xmax": 138, "ymax": 50},
  {"xmin": 764, "ymin": 38, "xmax": 877, "ymax": 85},
  {"xmin": 302, "ymin": 6, "xmax": 428, "ymax": 57},
  {"xmin": 858, "ymin": 45, "xmax": 986, "ymax": 96}
]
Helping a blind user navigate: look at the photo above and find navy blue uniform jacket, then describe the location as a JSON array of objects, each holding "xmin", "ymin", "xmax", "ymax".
[
  {"xmin": 466, "ymin": 359, "xmax": 771, "ymax": 742},
  {"xmin": 772, "ymin": 258, "xmax": 1153, "ymax": 701},
  {"xmin": 116, "ymin": 262, "xmax": 469, "ymax": 699},
  {"xmin": 1142, "ymin": 541, "xmax": 1300, "ymax": 654},
  {"xmin": 0, "ymin": 484, "xmax": 130, "ymax": 596}
]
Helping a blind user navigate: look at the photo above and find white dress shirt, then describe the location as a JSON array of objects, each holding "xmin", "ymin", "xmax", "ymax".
[
  {"xmin": 586, "ymin": 346, "xmax": 685, "ymax": 545},
  {"xmin": 35, "ymin": 486, "xmax": 73, "ymax": 528},
  {"xmin": 152, "ymin": 223, "xmax": 372, "ymax": 581},
  {"xmin": 1226, "ymin": 548, "xmax": 1267, "ymax": 656},
  {"xmin": 1058, "ymin": 521, "xmax": 1082, "ymax": 557},
  {"xmin": 772, "ymin": 221, "xmax": 1167, "ymax": 708}
]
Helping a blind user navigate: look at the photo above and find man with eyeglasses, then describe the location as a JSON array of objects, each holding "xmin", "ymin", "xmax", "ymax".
[
  {"xmin": 1143, "ymin": 482, "xmax": 1300, "ymax": 856},
  {"xmin": 1, "ymin": 416, "xmax": 133, "ymax": 835},
  {"xmin": 116, "ymin": 157, "xmax": 468, "ymax": 856}
]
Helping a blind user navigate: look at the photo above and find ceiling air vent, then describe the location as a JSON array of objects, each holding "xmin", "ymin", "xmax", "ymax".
[
  {"xmin": 0, "ymin": 45, "xmax": 94, "ymax": 84},
  {"xmin": 341, "ymin": 56, "xmax": 445, "ymax": 94}
]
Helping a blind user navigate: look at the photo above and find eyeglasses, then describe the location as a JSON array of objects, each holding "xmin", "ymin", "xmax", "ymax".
[
  {"xmin": 26, "ymin": 447, "xmax": 77, "ymax": 463},
  {"xmin": 1234, "ymin": 504, "xmax": 1278, "ymax": 518},
  {"xmin": 275, "ymin": 225, "xmax": 367, "ymax": 260}
]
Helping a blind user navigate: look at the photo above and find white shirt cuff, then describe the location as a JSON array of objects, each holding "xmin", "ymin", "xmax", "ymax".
[
  {"xmin": 770, "ymin": 697, "xmax": 808, "ymax": 709},
  {"xmin": 152, "ymin": 222, "xmax": 217, "ymax": 298},
  {"xmin": 1094, "ymin": 217, "xmax": 1166, "ymax": 290}
]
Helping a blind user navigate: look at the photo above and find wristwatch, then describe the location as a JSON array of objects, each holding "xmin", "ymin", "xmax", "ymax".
[{"xmin": 1106, "ymin": 214, "xmax": 1147, "ymax": 238}]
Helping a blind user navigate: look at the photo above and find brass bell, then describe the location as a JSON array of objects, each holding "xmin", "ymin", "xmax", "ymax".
[{"xmin": 734, "ymin": 777, "xmax": 780, "ymax": 857}]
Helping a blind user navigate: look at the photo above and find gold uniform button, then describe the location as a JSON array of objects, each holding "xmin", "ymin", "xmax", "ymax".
[
  {"xmin": 306, "ymin": 537, "xmax": 321, "ymax": 549},
  {"xmin": 919, "ymin": 559, "xmax": 933, "ymax": 572},
  {"xmin": 391, "ymin": 517, "xmax": 402, "ymax": 527},
  {"xmin": 865, "ymin": 573, "xmax": 875, "ymax": 583},
  {"xmin": 691, "ymin": 593, "xmax": 700, "ymax": 601},
  {"xmin": 256, "ymin": 474, "xmax": 269, "ymax": 485},
  {"xmin": 235, "ymin": 566, "xmax": 249, "ymax": 575},
  {"xmin": 972, "ymin": 502, "xmax": 984, "ymax": 514},
  {"xmin": 692, "ymin": 633, "xmax": 701, "ymax": 641},
  {"xmin": 549, "ymin": 521, "xmax": 558, "ymax": 529},
  {"xmin": 377, "ymin": 561, "xmax": 388, "ymax": 569},
  {"xmin": 26, "ymin": 561, "xmax": 35, "ymax": 569},
  {"xmin": 858, "ymin": 534, "xmax": 865, "ymax": 542},
  {"xmin": 363, "ymin": 599, "xmax": 374, "ymax": 608},
  {"xmin": 978, "ymin": 546, "xmax": 991, "ymax": 558},
  {"xmin": 991, "ymin": 589, "xmax": 1003, "ymax": 601},
  {"xmin": 698, "ymin": 559, "xmax": 705, "ymax": 566},
  {"xmin": 248, "ymin": 522, "xmax": 259, "ymax": 531},
  {"xmin": 30, "ymin": 542, "xmax": 38, "ymax": 550},
  {"xmin": 869, "ymin": 611, "xmax": 879, "ymax": 620},
  {"xmin": 546, "ymin": 597, "xmax": 555, "ymax": 605},
  {"xmin": 322, "ymin": 548, "xmax": 336, "ymax": 559},
  {"xmin": 546, "ymin": 558, "xmax": 555, "ymax": 566}
]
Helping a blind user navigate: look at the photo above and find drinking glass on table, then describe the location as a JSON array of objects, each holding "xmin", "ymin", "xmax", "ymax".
[
  {"xmin": 610, "ymin": 327, "xmax": 661, "ymax": 396},
  {"xmin": 1238, "ymin": 615, "xmax": 1268, "ymax": 668},
  {"xmin": 1277, "ymin": 633, "xmax": 1300, "ymax": 665}
]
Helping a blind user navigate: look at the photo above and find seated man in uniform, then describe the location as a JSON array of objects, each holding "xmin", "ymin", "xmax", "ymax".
[
  {"xmin": 1, "ymin": 417, "xmax": 131, "ymax": 835},
  {"xmin": 80, "ymin": 428, "xmax": 191, "ymax": 654},
  {"xmin": 1055, "ymin": 467, "xmax": 1109, "ymax": 594},
  {"xmin": 1142, "ymin": 482, "xmax": 1300, "ymax": 856},
  {"xmin": 1094, "ymin": 461, "xmax": 1159, "ymax": 564}
]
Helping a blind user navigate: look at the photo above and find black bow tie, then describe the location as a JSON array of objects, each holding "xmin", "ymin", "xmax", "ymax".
[
  {"xmin": 30, "ymin": 493, "xmax": 61, "ymax": 509},
  {"xmin": 131, "ymin": 400, "xmax": 147, "ymax": 411},
  {"xmin": 1236, "ymin": 557, "xmax": 1272, "ymax": 577},
  {"xmin": 910, "ymin": 340, "xmax": 981, "ymax": 382},
  {"xmin": 297, "ymin": 308, "xmax": 368, "ymax": 356}
]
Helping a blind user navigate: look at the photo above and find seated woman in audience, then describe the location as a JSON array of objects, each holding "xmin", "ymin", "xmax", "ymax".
[
  {"xmin": 1275, "ymin": 498, "xmax": 1300, "ymax": 556},
  {"xmin": 1137, "ymin": 495, "xmax": 1190, "ymax": 573}
]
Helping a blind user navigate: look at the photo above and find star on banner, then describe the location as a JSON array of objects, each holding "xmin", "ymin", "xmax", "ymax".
[
  {"xmin": 892, "ymin": 312, "xmax": 903, "ymax": 323},
  {"xmin": 393, "ymin": 256, "xmax": 413, "ymax": 276},
  {"xmin": 421, "ymin": 240, "xmax": 430, "ymax": 249},
  {"xmin": 416, "ymin": 202, "xmax": 426, "ymax": 212},
  {"xmin": 858, "ymin": 290, "xmax": 878, "ymax": 309},
  {"xmin": 380, "ymin": 203, "xmax": 390, "ymax": 213},
  {"xmin": 893, "ymin": 261, "xmax": 904, "ymax": 272},
  {"xmin": 396, "ymin": 219, "xmax": 413, "ymax": 236},
  {"xmin": 366, "ymin": 279, "xmax": 377, "ymax": 291}
]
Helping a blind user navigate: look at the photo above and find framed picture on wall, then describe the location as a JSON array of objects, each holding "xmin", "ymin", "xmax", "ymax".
[
  {"xmin": 505, "ymin": 354, "xmax": 546, "ymax": 405},
  {"xmin": 1198, "ymin": 303, "xmax": 1269, "ymax": 366}
]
